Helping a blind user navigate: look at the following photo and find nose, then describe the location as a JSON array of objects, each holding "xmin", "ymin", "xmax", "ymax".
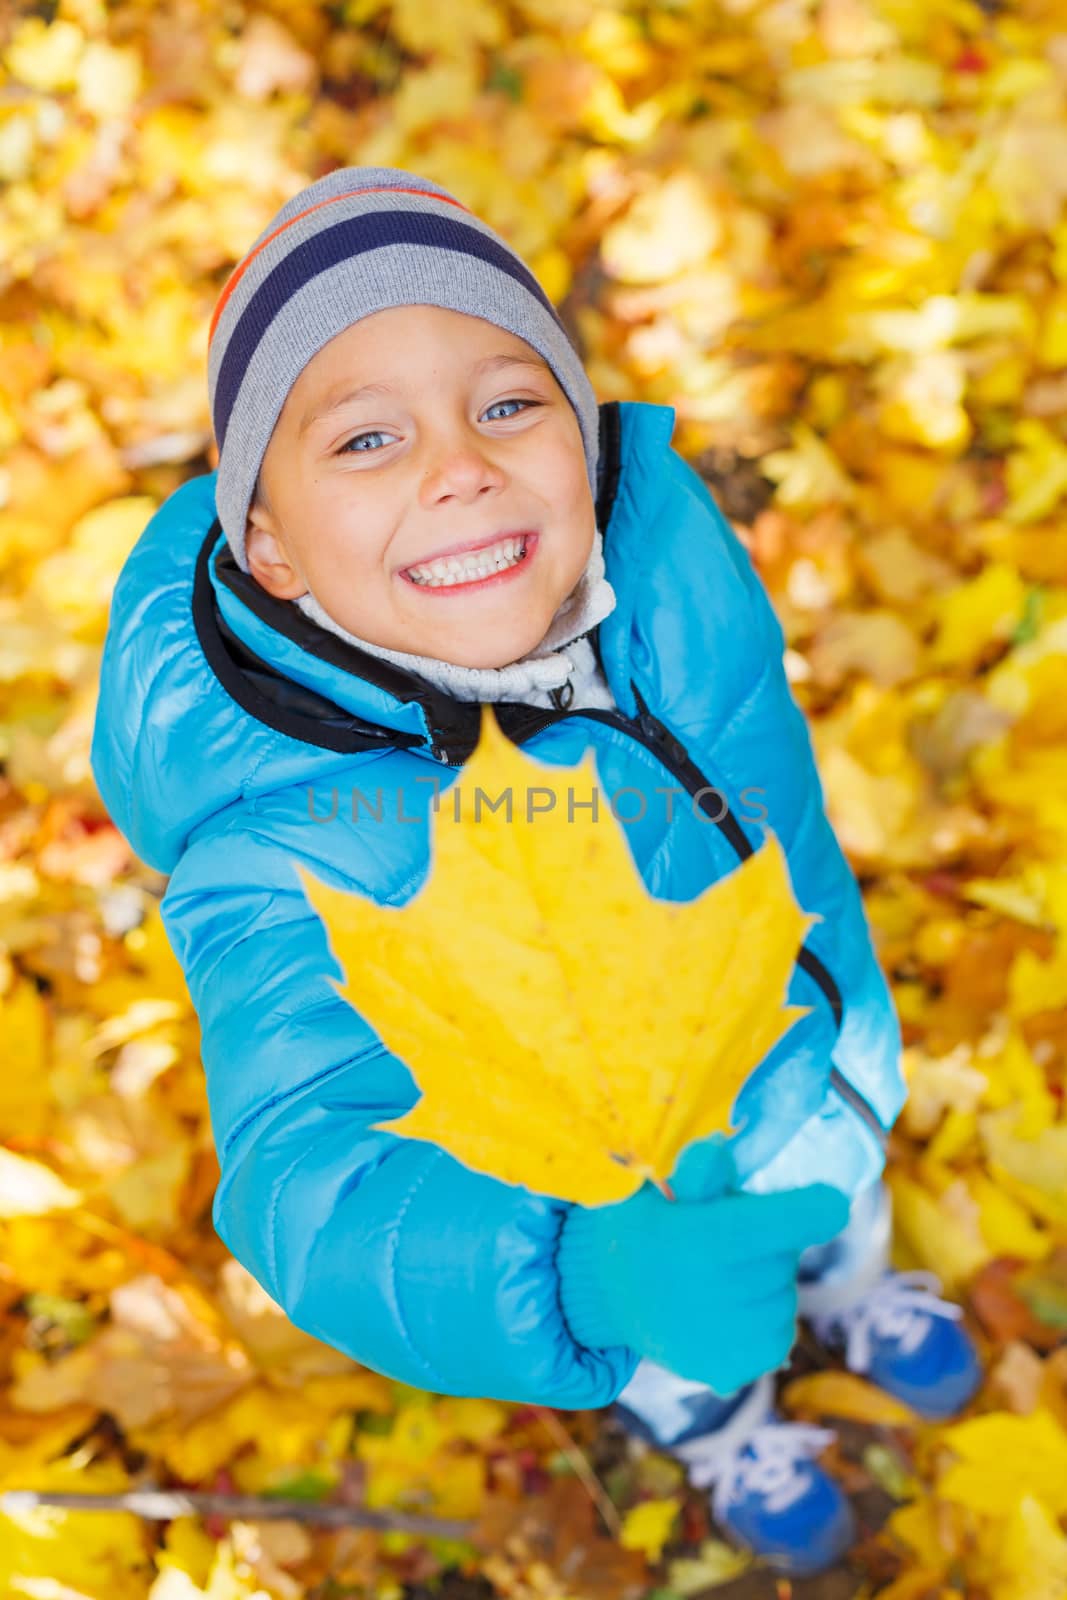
[{"xmin": 417, "ymin": 428, "xmax": 506, "ymax": 508}]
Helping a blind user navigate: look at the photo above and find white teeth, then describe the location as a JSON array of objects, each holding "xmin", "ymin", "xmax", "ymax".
[{"xmin": 407, "ymin": 537, "xmax": 527, "ymax": 587}]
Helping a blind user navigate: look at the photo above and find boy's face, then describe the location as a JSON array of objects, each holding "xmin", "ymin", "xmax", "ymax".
[{"xmin": 245, "ymin": 305, "xmax": 597, "ymax": 670}]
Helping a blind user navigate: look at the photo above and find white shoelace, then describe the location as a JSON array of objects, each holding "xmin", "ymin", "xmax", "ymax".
[
  {"xmin": 813, "ymin": 1270, "xmax": 963, "ymax": 1374},
  {"xmin": 696, "ymin": 1423, "xmax": 837, "ymax": 1519}
]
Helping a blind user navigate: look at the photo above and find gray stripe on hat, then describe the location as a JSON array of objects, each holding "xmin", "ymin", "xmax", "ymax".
[{"xmin": 233, "ymin": 166, "xmax": 459, "ymax": 263}]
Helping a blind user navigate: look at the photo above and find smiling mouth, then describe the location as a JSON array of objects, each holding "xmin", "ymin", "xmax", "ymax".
[{"xmin": 403, "ymin": 534, "xmax": 534, "ymax": 589}]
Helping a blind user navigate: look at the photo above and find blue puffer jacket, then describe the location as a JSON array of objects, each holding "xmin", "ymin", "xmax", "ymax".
[{"xmin": 91, "ymin": 400, "xmax": 905, "ymax": 1409}]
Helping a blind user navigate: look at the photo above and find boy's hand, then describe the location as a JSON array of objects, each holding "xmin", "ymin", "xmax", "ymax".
[{"xmin": 557, "ymin": 1181, "xmax": 849, "ymax": 1396}]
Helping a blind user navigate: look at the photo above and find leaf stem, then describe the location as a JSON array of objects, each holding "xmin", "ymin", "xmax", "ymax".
[
  {"xmin": 532, "ymin": 1407, "xmax": 622, "ymax": 1538},
  {"xmin": 0, "ymin": 1487, "xmax": 473, "ymax": 1538}
]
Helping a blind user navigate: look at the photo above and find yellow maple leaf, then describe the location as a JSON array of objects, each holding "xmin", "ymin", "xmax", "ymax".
[
  {"xmin": 760, "ymin": 420, "xmax": 855, "ymax": 509},
  {"xmin": 28, "ymin": 494, "xmax": 156, "ymax": 644},
  {"xmin": 667, "ymin": 1538, "xmax": 752, "ymax": 1590},
  {"xmin": 886, "ymin": 1497, "xmax": 956, "ymax": 1574},
  {"xmin": 3, "ymin": 17, "xmax": 85, "ymax": 92},
  {"xmin": 1009, "ymin": 938, "xmax": 1067, "ymax": 1019},
  {"xmin": 885, "ymin": 1170, "xmax": 991, "ymax": 1290},
  {"xmin": 297, "ymin": 708, "xmax": 814, "ymax": 1206},
  {"xmin": 938, "ymin": 1410, "xmax": 1067, "ymax": 1519},
  {"xmin": 928, "ymin": 563, "xmax": 1028, "ymax": 671},
  {"xmin": 154, "ymin": 1517, "xmax": 216, "ymax": 1592},
  {"xmin": 619, "ymin": 1497, "xmax": 680, "ymax": 1561},
  {"xmin": 1004, "ymin": 419, "xmax": 1067, "ymax": 524},
  {"xmin": 0, "ymin": 1148, "xmax": 81, "ymax": 1218},
  {"xmin": 0, "ymin": 979, "xmax": 50, "ymax": 1137},
  {"xmin": 0, "ymin": 1452, "xmax": 149, "ymax": 1599},
  {"xmin": 986, "ymin": 1494, "xmax": 1067, "ymax": 1600},
  {"xmin": 980, "ymin": 1110, "xmax": 1067, "ymax": 1231},
  {"xmin": 878, "ymin": 350, "xmax": 971, "ymax": 451},
  {"xmin": 978, "ymin": 1028, "xmax": 1057, "ymax": 1135},
  {"xmin": 390, "ymin": 0, "xmax": 505, "ymax": 54},
  {"xmin": 967, "ymin": 1170, "xmax": 1051, "ymax": 1263},
  {"xmin": 781, "ymin": 1370, "xmax": 919, "ymax": 1427},
  {"xmin": 355, "ymin": 1399, "xmax": 489, "ymax": 1519},
  {"xmin": 781, "ymin": 56, "xmax": 944, "ymax": 109},
  {"xmin": 600, "ymin": 173, "xmax": 723, "ymax": 284}
]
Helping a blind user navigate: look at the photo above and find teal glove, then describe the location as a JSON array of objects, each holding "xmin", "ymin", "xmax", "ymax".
[{"xmin": 557, "ymin": 1169, "xmax": 850, "ymax": 1397}]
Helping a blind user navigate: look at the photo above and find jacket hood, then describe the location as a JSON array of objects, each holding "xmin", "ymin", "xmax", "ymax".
[{"xmin": 91, "ymin": 401, "xmax": 676, "ymax": 874}]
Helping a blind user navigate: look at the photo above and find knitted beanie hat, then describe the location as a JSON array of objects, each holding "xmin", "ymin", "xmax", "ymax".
[{"xmin": 208, "ymin": 165, "xmax": 601, "ymax": 572}]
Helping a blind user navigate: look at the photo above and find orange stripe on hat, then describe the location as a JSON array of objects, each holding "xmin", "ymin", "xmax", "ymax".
[{"xmin": 209, "ymin": 184, "xmax": 473, "ymax": 344}]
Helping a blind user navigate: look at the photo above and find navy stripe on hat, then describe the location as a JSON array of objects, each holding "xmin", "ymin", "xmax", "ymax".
[{"xmin": 213, "ymin": 209, "xmax": 565, "ymax": 449}]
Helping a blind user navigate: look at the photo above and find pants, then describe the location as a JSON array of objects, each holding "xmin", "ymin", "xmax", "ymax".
[{"xmin": 613, "ymin": 1179, "xmax": 892, "ymax": 1448}]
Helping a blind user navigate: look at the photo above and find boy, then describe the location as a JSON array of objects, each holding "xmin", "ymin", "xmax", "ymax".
[{"xmin": 91, "ymin": 167, "xmax": 979, "ymax": 1576}]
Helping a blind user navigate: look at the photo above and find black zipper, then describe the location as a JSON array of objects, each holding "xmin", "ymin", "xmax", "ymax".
[{"xmin": 430, "ymin": 684, "xmax": 886, "ymax": 1151}]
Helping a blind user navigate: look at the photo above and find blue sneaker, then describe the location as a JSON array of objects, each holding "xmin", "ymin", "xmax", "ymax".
[
  {"xmin": 616, "ymin": 1372, "xmax": 856, "ymax": 1577},
  {"xmin": 809, "ymin": 1269, "xmax": 983, "ymax": 1420}
]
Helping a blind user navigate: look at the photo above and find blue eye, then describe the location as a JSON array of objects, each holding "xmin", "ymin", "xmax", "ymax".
[
  {"xmin": 484, "ymin": 398, "xmax": 534, "ymax": 420},
  {"xmin": 336, "ymin": 399, "xmax": 537, "ymax": 455},
  {"xmin": 337, "ymin": 429, "xmax": 393, "ymax": 454}
]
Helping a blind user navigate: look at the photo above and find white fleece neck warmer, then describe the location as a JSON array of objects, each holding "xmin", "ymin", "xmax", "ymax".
[{"xmin": 293, "ymin": 529, "xmax": 617, "ymax": 703}]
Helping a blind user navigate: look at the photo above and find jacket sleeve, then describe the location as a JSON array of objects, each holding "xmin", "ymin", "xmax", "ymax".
[
  {"xmin": 669, "ymin": 450, "xmax": 907, "ymax": 1143},
  {"xmin": 160, "ymin": 824, "xmax": 638, "ymax": 1406}
]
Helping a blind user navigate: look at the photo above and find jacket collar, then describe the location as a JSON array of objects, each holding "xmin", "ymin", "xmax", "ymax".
[{"xmin": 192, "ymin": 401, "xmax": 670, "ymax": 763}]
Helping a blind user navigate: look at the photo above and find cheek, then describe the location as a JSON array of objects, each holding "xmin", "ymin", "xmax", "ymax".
[
  {"xmin": 305, "ymin": 481, "xmax": 372, "ymax": 537},
  {"xmin": 541, "ymin": 440, "xmax": 588, "ymax": 506},
  {"xmin": 560, "ymin": 456, "xmax": 595, "ymax": 529},
  {"xmin": 561, "ymin": 437, "xmax": 593, "ymax": 501},
  {"xmin": 318, "ymin": 504, "xmax": 397, "ymax": 578}
]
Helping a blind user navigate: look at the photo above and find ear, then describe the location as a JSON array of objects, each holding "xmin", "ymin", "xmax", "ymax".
[{"xmin": 245, "ymin": 505, "xmax": 307, "ymax": 600}]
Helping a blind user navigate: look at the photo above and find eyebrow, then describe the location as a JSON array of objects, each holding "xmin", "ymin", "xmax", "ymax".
[{"xmin": 298, "ymin": 352, "xmax": 552, "ymax": 437}]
